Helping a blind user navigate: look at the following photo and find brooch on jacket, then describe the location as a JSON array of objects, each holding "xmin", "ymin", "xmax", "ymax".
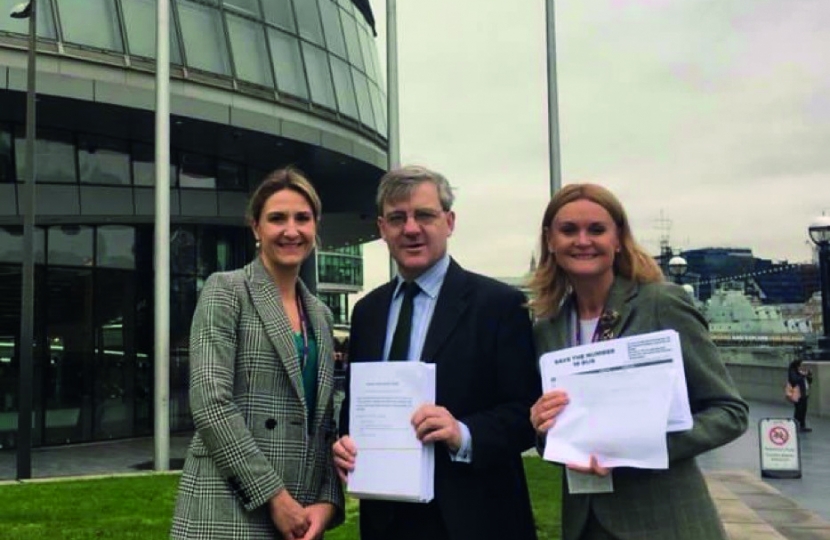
[{"xmin": 597, "ymin": 309, "xmax": 620, "ymax": 341}]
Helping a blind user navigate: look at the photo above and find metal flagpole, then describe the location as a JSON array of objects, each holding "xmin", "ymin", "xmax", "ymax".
[
  {"xmin": 546, "ymin": 0, "xmax": 562, "ymax": 195},
  {"xmin": 154, "ymin": 0, "xmax": 171, "ymax": 471},
  {"xmin": 386, "ymin": 0, "xmax": 399, "ymax": 280},
  {"xmin": 386, "ymin": 0, "xmax": 399, "ymax": 169},
  {"xmin": 14, "ymin": 0, "xmax": 37, "ymax": 480}
]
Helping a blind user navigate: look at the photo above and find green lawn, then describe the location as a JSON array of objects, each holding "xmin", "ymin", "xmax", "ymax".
[{"xmin": 0, "ymin": 457, "xmax": 562, "ymax": 539}]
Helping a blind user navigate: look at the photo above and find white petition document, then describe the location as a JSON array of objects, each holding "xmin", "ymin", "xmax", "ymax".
[
  {"xmin": 539, "ymin": 330, "xmax": 693, "ymax": 470},
  {"xmin": 544, "ymin": 366, "xmax": 676, "ymax": 469},
  {"xmin": 347, "ymin": 362, "xmax": 436, "ymax": 502},
  {"xmin": 539, "ymin": 330, "xmax": 692, "ymax": 432}
]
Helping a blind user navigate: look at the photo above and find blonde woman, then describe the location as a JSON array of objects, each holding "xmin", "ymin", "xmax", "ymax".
[{"xmin": 529, "ymin": 183, "xmax": 747, "ymax": 540}]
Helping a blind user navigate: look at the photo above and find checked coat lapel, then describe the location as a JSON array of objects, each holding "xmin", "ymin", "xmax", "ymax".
[
  {"xmin": 297, "ymin": 281, "xmax": 336, "ymax": 434},
  {"xmin": 244, "ymin": 257, "xmax": 307, "ymax": 408}
]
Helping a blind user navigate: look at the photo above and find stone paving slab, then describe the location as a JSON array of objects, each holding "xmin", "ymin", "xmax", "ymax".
[{"xmin": 708, "ymin": 470, "xmax": 830, "ymax": 540}]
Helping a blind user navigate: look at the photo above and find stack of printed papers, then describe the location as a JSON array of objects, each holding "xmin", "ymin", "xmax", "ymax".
[
  {"xmin": 538, "ymin": 330, "xmax": 692, "ymax": 470},
  {"xmin": 347, "ymin": 361, "xmax": 436, "ymax": 502}
]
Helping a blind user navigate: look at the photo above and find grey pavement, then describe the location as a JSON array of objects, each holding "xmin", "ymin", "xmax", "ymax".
[
  {"xmin": 700, "ymin": 399, "xmax": 830, "ymax": 539},
  {"xmin": 0, "ymin": 432, "xmax": 192, "ymax": 481},
  {"xmin": 0, "ymin": 400, "xmax": 829, "ymax": 540}
]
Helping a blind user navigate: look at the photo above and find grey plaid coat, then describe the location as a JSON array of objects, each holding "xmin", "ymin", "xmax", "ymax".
[{"xmin": 171, "ymin": 258, "xmax": 344, "ymax": 539}]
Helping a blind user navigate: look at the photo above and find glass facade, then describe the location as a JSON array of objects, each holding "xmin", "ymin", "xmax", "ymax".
[
  {"xmin": 0, "ymin": 226, "xmax": 365, "ymax": 449},
  {"xmin": 317, "ymin": 245, "xmax": 363, "ymax": 326},
  {"xmin": 318, "ymin": 246, "xmax": 363, "ymax": 288},
  {"xmin": 1, "ymin": 120, "xmax": 253, "ymax": 197},
  {"xmin": 0, "ymin": 0, "xmax": 386, "ymax": 136},
  {"xmin": 0, "ymin": 1, "xmax": 378, "ymax": 452},
  {"xmin": 0, "ymin": 224, "xmax": 250, "ymax": 449}
]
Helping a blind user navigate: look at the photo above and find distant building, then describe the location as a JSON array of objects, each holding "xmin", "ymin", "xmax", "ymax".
[{"xmin": 678, "ymin": 248, "xmax": 818, "ymax": 304}]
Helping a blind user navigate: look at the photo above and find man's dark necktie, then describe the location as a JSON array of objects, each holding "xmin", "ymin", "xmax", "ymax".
[{"xmin": 388, "ymin": 281, "xmax": 420, "ymax": 361}]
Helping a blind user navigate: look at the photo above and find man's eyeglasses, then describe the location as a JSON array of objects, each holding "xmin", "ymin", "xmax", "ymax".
[{"xmin": 382, "ymin": 209, "xmax": 444, "ymax": 228}]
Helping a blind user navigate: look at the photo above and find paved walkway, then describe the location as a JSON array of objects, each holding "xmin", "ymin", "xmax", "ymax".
[
  {"xmin": 1, "ymin": 400, "xmax": 829, "ymax": 539},
  {"xmin": 700, "ymin": 400, "xmax": 830, "ymax": 539},
  {"xmin": 0, "ymin": 433, "xmax": 192, "ymax": 480}
]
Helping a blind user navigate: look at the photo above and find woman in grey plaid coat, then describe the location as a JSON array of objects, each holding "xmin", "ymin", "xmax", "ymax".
[{"xmin": 171, "ymin": 168, "xmax": 344, "ymax": 539}]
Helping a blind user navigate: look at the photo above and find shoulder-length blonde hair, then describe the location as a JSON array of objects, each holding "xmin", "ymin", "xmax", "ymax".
[{"xmin": 528, "ymin": 183, "xmax": 664, "ymax": 319}]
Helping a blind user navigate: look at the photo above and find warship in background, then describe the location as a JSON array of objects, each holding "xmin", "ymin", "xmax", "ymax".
[{"xmin": 702, "ymin": 282, "xmax": 816, "ymax": 347}]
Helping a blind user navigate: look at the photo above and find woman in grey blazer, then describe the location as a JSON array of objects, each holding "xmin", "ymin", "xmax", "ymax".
[
  {"xmin": 171, "ymin": 168, "xmax": 344, "ymax": 540},
  {"xmin": 528, "ymin": 184, "xmax": 748, "ymax": 540}
]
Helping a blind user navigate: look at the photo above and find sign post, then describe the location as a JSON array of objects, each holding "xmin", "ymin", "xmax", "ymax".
[{"xmin": 759, "ymin": 418, "xmax": 801, "ymax": 479}]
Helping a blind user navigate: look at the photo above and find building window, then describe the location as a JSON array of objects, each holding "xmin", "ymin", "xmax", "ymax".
[
  {"xmin": 15, "ymin": 128, "xmax": 77, "ymax": 184},
  {"xmin": 340, "ymin": 10, "xmax": 364, "ymax": 71},
  {"xmin": 302, "ymin": 43, "xmax": 336, "ymax": 110},
  {"xmin": 295, "ymin": 0, "xmax": 324, "ymax": 46},
  {"xmin": 120, "ymin": 0, "xmax": 183, "ymax": 63},
  {"xmin": 177, "ymin": 0, "xmax": 232, "ymax": 75},
  {"xmin": 171, "ymin": 226, "xmax": 197, "ymax": 275},
  {"xmin": 330, "ymin": 56, "xmax": 358, "ymax": 120},
  {"xmin": 224, "ymin": 0, "xmax": 261, "ymax": 17},
  {"xmin": 132, "ymin": 143, "xmax": 178, "ymax": 187},
  {"xmin": 0, "ymin": 226, "xmax": 45, "ymax": 264},
  {"xmin": 319, "ymin": 292, "xmax": 349, "ymax": 325},
  {"xmin": 0, "ymin": 125, "xmax": 11, "ymax": 183},
  {"xmin": 48, "ymin": 225, "xmax": 94, "ymax": 267},
  {"xmin": 78, "ymin": 135, "xmax": 131, "ymax": 186},
  {"xmin": 262, "ymin": 0, "xmax": 295, "ymax": 31},
  {"xmin": 97, "ymin": 226, "xmax": 136, "ymax": 270},
  {"xmin": 268, "ymin": 29, "xmax": 309, "ymax": 99},
  {"xmin": 180, "ymin": 153, "xmax": 217, "ymax": 189},
  {"xmin": 370, "ymin": 83, "xmax": 387, "ymax": 135},
  {"xmin": 319, "ymin": 0, "xmax": 347, "ymax": 58},
  {"xmin": 226, "ymin": 14, "xmax": 274, "ymax": 87},
  {"xmin": 56, "ymin": 0, "xmax": 124, "ymax": 52},
  {"xmin": 0, "ymin": 0, "xmax": 56, "ymax": 38},
  {"xmin": 352, "ymin": 68, "xmax": 376, "ymax": 129},
  {"xmin": 217, "ymin": 160, "xmax": 246, "ymax": 191},
  {"xmin": 43, "ymin": 266, "xmax": 94, "ymax": 444},
  {"xmin": 318, "ymin": 252, "xmax": 363, "ymax": 287},
  {"xmin": 358, "ymin": 24, "xmax": 377, "ymax": 80},
  {"xmin": 333, "ymin": 244, "xmax": 361, "ymax": 256}
]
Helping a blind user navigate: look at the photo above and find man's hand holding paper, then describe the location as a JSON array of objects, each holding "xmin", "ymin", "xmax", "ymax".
[{"xmin": 340, "ymin": 362, "xmax": 436, "ymax": 502}]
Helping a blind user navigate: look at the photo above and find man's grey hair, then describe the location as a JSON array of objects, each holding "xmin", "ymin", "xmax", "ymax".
[{"xmin": 376, "ymin": 165, "xmax": 455, "ymax": 215}]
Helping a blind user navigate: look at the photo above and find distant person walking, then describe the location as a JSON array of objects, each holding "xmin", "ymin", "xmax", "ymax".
[{"xmin": 788, "ymin": 359, "xmax": 813, "ymax": 432}]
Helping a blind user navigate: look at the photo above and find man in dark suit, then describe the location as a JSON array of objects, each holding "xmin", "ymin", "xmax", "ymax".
[{"xmin": 332, "ymin": 165, "xmax": 540, "ymax": 540}]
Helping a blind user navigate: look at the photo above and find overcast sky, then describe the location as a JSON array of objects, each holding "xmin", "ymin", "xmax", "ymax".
[{"xmin": 355, "ymin": 0, "xmax": 830, "ymax": 294}]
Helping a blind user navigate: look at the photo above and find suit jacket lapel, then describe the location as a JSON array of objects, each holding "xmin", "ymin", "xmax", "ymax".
[
  {"xmin": 298, "ymin": 280, "xmax": 333, "ymax": 433},
  {"xmin": 549, "ymin": 295, "xmax": 574, "ymax": 349},
  {"xmin": 599, "ymin": 276, "xmax": 639, "ymax": 341},
  {"xmin": 245, "ymin": 258, "xmax": 305, "ymax": 404},
  {"xmin": 421, "ymin": 259, "xmax": 468, "ymax": 363},
  {"xmin": 364, "ymin": 281, "xmax": 397, "ymax": 362}
]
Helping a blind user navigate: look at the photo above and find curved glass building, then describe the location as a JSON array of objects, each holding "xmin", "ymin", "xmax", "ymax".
[{"xmin": 0, "ymin": 0, "xmax": 385, "ymax": 450}]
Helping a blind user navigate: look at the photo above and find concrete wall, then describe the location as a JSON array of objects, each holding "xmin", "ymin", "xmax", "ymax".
[{"xmin": 718, "ymin": 346, "xmax": 830, "ymax": 418}]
